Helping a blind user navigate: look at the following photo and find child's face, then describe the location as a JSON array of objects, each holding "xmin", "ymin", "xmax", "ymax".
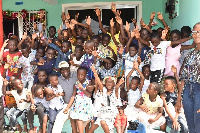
[
  {"xmin": 74, "ymin": 48, "xmax": 83, "ymax": 59},
  {"xmin": 9, "ymin": 76, "xmax": 16, "ymax": 87},
  {"xmin": 21, "ymin": 48, "xmax": 31, "ymax": 58},
  {"xmin": 164, "ymin": 79, "xmax": 175, "ymax": 92},
  {"xmin": 81, "ymin": 29, "xmax": 89, "ymax": 39},
  {"xmin": 118, "ymin": 108, "xmax": 124, "ymax": 115},
  {"xmin": 13, "ymin": 79, "xmax": 23, "ymax": 91},
  {"xmin": 77, "ymin": 69, "xmax": 87, "ymax": 82},
  {"xmin": 38, "ymin": 71, "xmax": 47, "ymax": 83},
  {"xmin": 140, "ymin": 29, "xmax": 149, "ymax": 40},
  {"xmin": 84, "ymin": 43, "xmax": 94, "ymax": 55},
  {"xmin": 104, "ymin": 60, "xmax": 113, "ymax": 70},
  {"xmin": 142, "ymin": 67, "xmax": 150, "ymax": 78},
  {"xmin": 171, "ymin": 33, "xmax": 180, "ymax": 41},
  {"xmin": 49, "ymin": 27, "xmax": 56, "ymax": 38},
  {"xmin": 61, "ymin": 42, "xmax": 70, "ymax": 53},
  {"xmin": 105, "ymin": 78, "xmax": 115, "ymax": 90},
  {"xmin": 102, "ymin": 36, "xmax": 110, "ymax": 47},
  {"xmin": 130, "ymin": 79, "xmax": 139, "ymax": 91},
  {"xmin": 92, "ymin": 39, "xmax": 100, "ymax": 48},
  {"xmin": 46, "ymin": 49, "xmax": 55, "ymax": 61},
  {"xmin": 151, "ymin": 37, "xmax": 161, "ymax": 47},
  {"xmin": 60, "ymin": 67, "xmax": 70, "ymax": 78},
  {"xmin": 36, "ymin": 49, "xmax": 45, "ymax": 59},
  {"xmin": 8, "ymin": 40, "xmax": 17, "ymax": 52},
  {"xmin": 49, "ymin": 76, "xmax": 59, "ymax": 86},
  {"xmin": 147, "ymin": 83, "xmax": 157, "ymax": 95},
  {"xmin": 77, "ymin": 28, "xmax": 83, "ymax": 37},
  {"xmin": 129, "ymin": 47, "xmax": 137, "ymax": 57},
  {"xmin": 35, "ymin": 88, "xmax": 44, "ymax": 99},
  {"xmin": 75, "ymin": 39, "xmax": 83, "ymax": 46}
]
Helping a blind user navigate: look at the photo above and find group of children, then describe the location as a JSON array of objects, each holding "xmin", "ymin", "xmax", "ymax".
[{"xmin": 0, "ymin": 2, "xmax": 195, "ymax": 133}]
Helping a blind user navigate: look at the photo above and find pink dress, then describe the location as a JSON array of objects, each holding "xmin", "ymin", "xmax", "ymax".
[{"xmin": 165, "ymin": 44, "xmax": 181, "ymax": 76}]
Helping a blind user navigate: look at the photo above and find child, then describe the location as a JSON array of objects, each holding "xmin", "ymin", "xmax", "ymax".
[
  {"xmin": 125, "ymin": 61, "xmax": 144, "ymax": 122},
  {"xmin": 135, "ymin": 83, "xmax": 166, "ymax": 131},
  {"xmin": 69, "ymin": 45, "xmax": 83, "ymax": 73},
  {"xmin": 141, "ymin": 65, "xmax": 151, "ymax": 95},
  {"xmin": 136, "ymin": 29, "xmax": 192, "ymax": 83},
  {"xmin": 3, "ymin": 79, "xmax": 31, "ymax": 132},
  {"xmin": 70, "ymin": 66, "xmax": 94, "ymax": 133},
  {"xmin": 2, "ymin": 39, "xmax": 22, "ymax": 80},
  {"xmin": 48, "ymin": 40, "xmax": 71, "ymax": 75},
  {"xmin": 46, "ymin": 74, "xmax": 65, "ymax": 133},
  {"xmin": 80, "ymin": 40, "xmax": 95, "ymax": 80},
  {"xmin": 17, "ymin": 44, "xmax": 36, "ymax": 91},
  {"xmin": 28, "ymin": 85, "xmax": 49, "ymax": 133},
  {"xmin": 89, "ymin": 64, "xmax": 124, "ymax": 133},
  {"xmin": 165, "ymin": 29, "xmax": 195, "ymax": 76},
  {"xmin": 114, "ymin": 106, "xmax": 127, "ymax": 133},
  {"xmin": 31, "ymin": 47, "xmax": 56, "ymax": 83},
  {"xmin": 161, "ymin": 66, "xmax": 188, "ymax": 133}
]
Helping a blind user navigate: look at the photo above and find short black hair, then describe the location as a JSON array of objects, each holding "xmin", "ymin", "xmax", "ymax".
[
  {"xmin": 62, "ymin": 40, "xmax": 71, "ymax": 47},
  {"xmin": 129, "ymin": 43, "xmax": 138, "ymax": 51},
  {"xmin": 46, "ymin": 46, "xmax": 55, "ymax": 52},
  {"xmin": 48, "ymin": 74, "xmax": 58, "ymax": 80},
  {"xmin": 38, "ymin": 69, "xmax": 47, "ymax": 75},
  {"xmin": 77, "ymin": 66, "xmax": 88, "ymax": 73},
  {"xmin": 150, "ymin": 31, "xmax": 161, "ymax": 39},
  {"xmin": 33, "ymin": 85, "xmax": 44, "ymax": 94},
  {"xmin": 21, "ymin": 43, "xmax": 30, "ymax": 50},
  {"xmin": 91, "ymin": 35, "xmax": 100, "ymax": 41},
  {"xmin": 49, "ymin": 26, "xmax": 56, "ymax": 31},
  {"xmin": 165, "ymin": 76, "xmax": 177, "ymax": 84},
  {"xmin": 76, "ymin": 36, "xmax": 84, "ymax": 43},
  {"xmin": 102, "ymin": 34, "xmax": 111, "ymax": 40},
  {"xmin": 75, "ymin": 45, "xmax": 83, "ymax": 51},
  {"xmin": 103, "ymin": 57, "xmax": 116, "ymax": 68},
  {"xmin": 142, "ymin": 64, "xmax": 150, "ymax": 72},
  {"xmin": 131, "ymin": 76, "xmax": 140, "ymax": 84},
  {"xmin": 171, "ymin": 29, "xmax": 181, "ymax": 37},
  {"xmin": 140, "ymin": 28, "xmax": 150, "ymax": 36},
  {"xmin": 181, "ymin": 26, "xmax": 191, "ymax": 37}
]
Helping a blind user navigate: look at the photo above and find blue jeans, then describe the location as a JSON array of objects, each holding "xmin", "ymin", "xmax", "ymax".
[
  {"xmin": 182, "ymin": 82, "xmax": 200, "ymax": 133},
  {"xmin": 48, "ymin": 108, "xmax": 62, "ymax": 133}
]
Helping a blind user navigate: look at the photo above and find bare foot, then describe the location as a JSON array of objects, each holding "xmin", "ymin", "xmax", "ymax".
[
  {"xmin": 24, "ymin": 125, "xmax": 28, "ymax": 132},
  {"xmin": 16, "ymin": 124, "xmax": 22, "ymax": 132}
]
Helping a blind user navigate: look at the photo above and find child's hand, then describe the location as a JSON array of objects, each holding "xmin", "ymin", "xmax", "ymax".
[
  {"xmin": 75, "ymin": 13, "xmax": 79, "ymax": 20},
  {"xmin": 69, "ymin": 23, "xmax": 75, "ymax": 30},
  {"xmin": 61, "ymin": 12, "xmax": 66, "ymax": 21},
  {"xmin": 3, "ymin": 39, "xmax": 9, "ymax": 48},
  {"xmin": 157, "ymin": 12, "xmax": 163, "ymax": 20},
  {"xmin": 68, "ymin": 38, "xmax": 74, "ymax": 44},
  {"xmin": 19, "ymin": 99, "xmax": 24, "ymax": 103},
  {"xmin": 63, "ymin": 30, "xmax": 68, "ymax": 37},
  {"xmin": 148, "ymin": 118, "xmax": 155, "ymax": 124},
  {"xmin": 90, "ymin": 64, "xmax": 96, "ymax": 73},
  {"xmin": 161, "ymin": 28, "xmax": 168, "ymax": 40},
  {"xmin": 150, "ymin": 11, "xmax": 156, "ymax": 20},
  {"xmin": 140, "ymin": 104, "xmax": 149, "ymax": 113},
  {"xmin": 110, "ymin": 18, "xmax": 115, "ymax": 27},
  {"xmin": 92, "ymin": 49, "xmax": 99, "ymax": 57},
  {"xmin": 32, "ymin": 33, "xmax": 38, "ymax": 40},
  {"xmin": 4, "ymin": 63, "xmax": 10, "ymax": 70},
  {"xmin": 78, "ymin": 82, "xmax": 86, "ymax": 90},
  {"xmin": 65, "ymin": 20, "xmax": 70, "ymax": 29},
  {"xmin": 115, "ymin": 16, "xmax": 122, "ymax": 25},
  {"xmin": 134, "ymin": 28, "xmax": 140, "ymax": 39},
  {"xmin": 133, "ymin": 61, "xmax": 139, "ymax": 70},
  {"xmin": 57, "ymin": 25, "xmax": 62, "ymax": 34},
  {"xmin": 38, "ymin": 57, "xmax": 46, "ymax": 65},
  {"xmin": 70, "ymin": 60, "xmax": 74, "ymax": 66},
  {"xmin": 111, "ymin": 2, "xmax": 116, "ymax": 12},
  {"xmin": 39, "ymin": 31, "xmax": 44, "ymax": 38},
  {"xmin": 123, "ymin": 100, "xmax": 128, "ymax": 105},
  {"xmin": 85, "ymin": 16, "xmax": 91, "ymax": 26},
  {"xmin": 33, "ymin": 22, "xmax": 37, "ymax": 30},
  {"xmin": 140, "ymin": 18, "xmax": 146, "ymax": 27},
  {"xmin": 137, "ymin": 56, "xmax": 141, "ymax": 65},
  {"xmin": 22, "ymin": 32, "xmax": 27, "ymax": 40},
  {"xmin": 94, "ymin": 8, "xmax": 101, "ymax": 16},
  {"xmin": 71, "ymin": 19, "xmax": 78, "ymax": 25},
  {"xmin": 124, "ymin": 21, "xmax": 130, "ymax": 31},
  {"xmin": 197, "ymin": 109, "xmax": 200, "ymax": 113},
  {"xmin": 31, "ymin": 104, "xmax": 36, "ymax": 112},
  {"xmin": 118, "ymin": 45, "xmax": 124, "ymax": 55},
  {"xmin": 3, "ymin": 79, "xmax": 8, "ymax": 86},
  {"xmin": 116, "ymin": 10, "xmax": 121, "ymax": 16},
  {"xmin": 171, "ymin": 65, "xmax": 177, "ymax": 74},
  {"xmin": 131, "ymin": 30, "xmax": 136, "ymax": 38},
  {"xmin": 119, "ymin": 75, "xmax": 125, "ymax": 84},
  {"xmin": 55, "ymin": 93, "xmax": 60, "ymax": 97},
  {"xmin": 63, "ymin": 107, "xmax": 69, "ymax": 114},
  {"xmin": 131, "ymin": 18, "xmax": 137, "ymax": 25},
  {"xmin": 172, "ymin": 120, "xmax": 180, "ymax": 130}
]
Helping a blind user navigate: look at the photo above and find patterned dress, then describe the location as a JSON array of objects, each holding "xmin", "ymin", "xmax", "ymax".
[{"xmin": 70, "ymin": 79, "xmax": 94, "ymax": 121}]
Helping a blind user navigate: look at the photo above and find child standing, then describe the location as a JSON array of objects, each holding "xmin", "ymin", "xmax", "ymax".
[
  {"xmin": 3, "ymin": 79, "xmax": 31, "ymax": 132},
  {"xmin": 142, "ymin": 65, "xmax": 151, "ymax": 95},
  {"xmin": 46, "ymin": 74, "xmax": 65, "ymax": 133},
  {"xmin": 17, "ymin": 44, "xmax": 36, "ymax": 91},
  {"xmin": 70, "ymin": 66, "xmax": 94, "ymax": 133},
  {"xmin": 161, "ymin": 66, "xmax": 188, "ymax": 133},
  {"xmin": 135, "ymin": 83, "xmax": 166, "ymax": 131}
]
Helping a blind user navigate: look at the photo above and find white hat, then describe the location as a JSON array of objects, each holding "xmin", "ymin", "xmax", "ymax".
[{"xmin": 58, "ymin": 61, "xmax": 69, "ymax": 68}]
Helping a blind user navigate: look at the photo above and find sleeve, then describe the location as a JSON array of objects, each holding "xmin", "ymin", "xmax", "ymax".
[
  {"xmin": 38, "ymin": 23, "xmax": 43, "ymax": 32},
  {"xmin": 157, "ymin": 97, "xmax": 164, "ymax": 107},
  {"xmin": 48, "ymin": 43, "xmax": 61, "ymax": 52},
  {"xmin": 16, "ymin": 58, "xmax": 22, "ymax": 68},
  {"xmin": 162, "ymin": 41, "xmax": 171, "ymax": 47},
  {"xmin": 80, "ymin": 55, "xmax": 85, "ymax": 62},
  {"xmin": 95, "ymin": 59, "xmax": 103, "ymax": 74},
  {"xmin": 112, "ymin": 57, "xmax": 122, "ymax": 71}
]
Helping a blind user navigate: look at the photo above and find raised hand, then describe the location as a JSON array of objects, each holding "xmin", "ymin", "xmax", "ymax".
[
  {"xmin": 110, "ymin": 18, "xmax": 115, "ymax": 27},
  {"xmin": 131, "ymin": 30, "xmax": 136, "ymax": 38},
  {"xmin": 135, "ymin": 29, "xmax": 140, "ymax": 39},
  {"xmin": 90, "ymin": 64, "xmax": 96, "ymax": 73},
  {"xmin": 116, "ymin": 10, "xmax": 121, "ymax": 16},
  {"xmin": 157, "ymin": 12, "xmax": 163, "ymax": 20},
  {"xmin": 31, "ymin": 104, "xmax": 36, "ymax": 112},
  {"xmin": 75, "ymin": 13, "xmax": 79, "ymax": 20},
  {"xmin": 118, "ymin": 45, "xmax": 124, "ymax": 55},
  {"xmin": 124, "ymin": 21, "xmax": 130, "ymax": 31},
  {"xmin": 118, "ymin": 75, "xmax": 125, "ymax": 84},
  {"xmin": 150, "ymin": 11, "xmax": 156, "ymax": 20},
  {"xmin": 65, "ymin": 20, "xmax": 70, "ymax": 29},
  {"xmin": 115, "ymin": 16, "xmax": 122, "ymax": 25},
  {"xmin": 63, "ymin": 30, "xmax": 68, "ymax": 37},
  {"xmin": 68, "ymin": 38, "xmax": 74, "ymax": 44},
  {"xmin": 131, "ymin": 18, "xmax": 137, "ymax": 25},
  {"xmin": 66, "ymin": 12, "xmax": 70, "ymax": 20},
  {"xmin": 171, "ymin": 65, "xmax": 177, "ymax": 74},
  {"xmin": 22, "ymin": 32, "xmax": 27, "ymax": 40},
  {"xmin": 57, "ymin": 25, "xmax": 62, "ymax": 34},
  {"xmin": 94, "ymin": 8, "xmax": 101, "ymax": 16},
  {"xmin": 71, "ymin": 19, "xmax": 78, "ymax": 25},
  {"xmin": 69, "ymin": 23, "xmax": 75, "ymax": 30},
  {"xmin": 161, "ymin": 28, "xmax": 168, "ymax": 40},
  {"xmin": 39, "ymin": 31, "xmax": 44, "ymax": 38},
  {"xmin": 140, "ymin": 18, "xmax": 146, "ymax": 27},
  {"xmin": 33, "ymin": 22, "xmax": 37, "ymax": 30},
  {"xmin": 85, "ymin": 16, "xmax": 91, "ymax": 26},
  {"xmin": 3, "ymin": 39, "xmax": 9, "ymax": 48},
  {"xmin": 32, "ymin": 33, "xmax": 38, "ymax": 40},
  {"xmin": 61, "ymin": 12, "xmax": 66, "ymax": 21},
  {"xmin": 111, "ymin": 2, "xmax": 117, "ymax": 12}
]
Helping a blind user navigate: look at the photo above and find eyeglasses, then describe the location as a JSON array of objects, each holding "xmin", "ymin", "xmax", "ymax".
[{"xmin": 192, "ymin": 31, "xmax": 200, "ymax": 35}]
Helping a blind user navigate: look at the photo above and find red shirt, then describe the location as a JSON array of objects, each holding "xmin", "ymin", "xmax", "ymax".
[{"xmin": 3, "ymin": 51, "xmax": 22, "ymax": 77}]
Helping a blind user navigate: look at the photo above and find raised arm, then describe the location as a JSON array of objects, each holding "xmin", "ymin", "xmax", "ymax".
[
  {"xmin": 126, "ymin": 65, "xmax": 135, "ymax": 92},
  {"xmin": 85, "ymin": 16, "xmax": 93, "ymax": 37},
  {"xmin": 115, "ymin": 76, "xmax": 125, "ymax": 98},
  {"xmin": 148, "ymin": 12, "xmax": 156, "ymax": 29},
  {"xmin": 126, "ymin": 30, "xmax": 135, "ymax": 53},
  {"xmin": 115, "ymin": 16, "xmax": 126, "ymax": 40},
  {"xmin": 0, "ymin": 39, "xmax": 8, "ymax": 61},
  {"xmin": 91, "ymin": 64, "xmax": 103, "ymax": 91},
  {"xmin": 95, "ymin": 8, "xmax": 107, "ymax": 34},
  {"xmin": 171, "ymin": 37, "xmax": 192, "ymax": 46},
  {"xmin": 180, "ymin": 41, "xmax": 196, "ymax": 51},
  {"xmin": 134, "ymin": 61, "xmax": 144, "ymax": 92},
  {"xmin": 110, "ymin": 18, "xmax": 119, "ymax": 46},
  {"xmin": 124, "ymin": 21, "xmax": 131, "ymax": 39},
  {"xmin": 157, "ymin": 12, "xmax": 168, "ymax": 29},
  {"xmin": 135, "ymin": 28, "xmax": 150, "ymax": 47}
]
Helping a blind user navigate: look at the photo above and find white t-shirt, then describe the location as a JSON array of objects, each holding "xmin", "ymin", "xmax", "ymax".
[
  {"xmin": 142, "ymin": 79, "xmax": 150, "ymax": 95},
  {"xmin": 149, "ymin": 41, "xmax": 171, "ymax": 71},
  {"xmin": 128, "ymin": 89, "xmax": 141, "ymax": 106}
]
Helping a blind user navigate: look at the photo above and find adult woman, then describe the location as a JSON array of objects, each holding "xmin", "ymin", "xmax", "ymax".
[{"xmin": 178, "ymin": 22, "xmax": 200, "ymax": 133}]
